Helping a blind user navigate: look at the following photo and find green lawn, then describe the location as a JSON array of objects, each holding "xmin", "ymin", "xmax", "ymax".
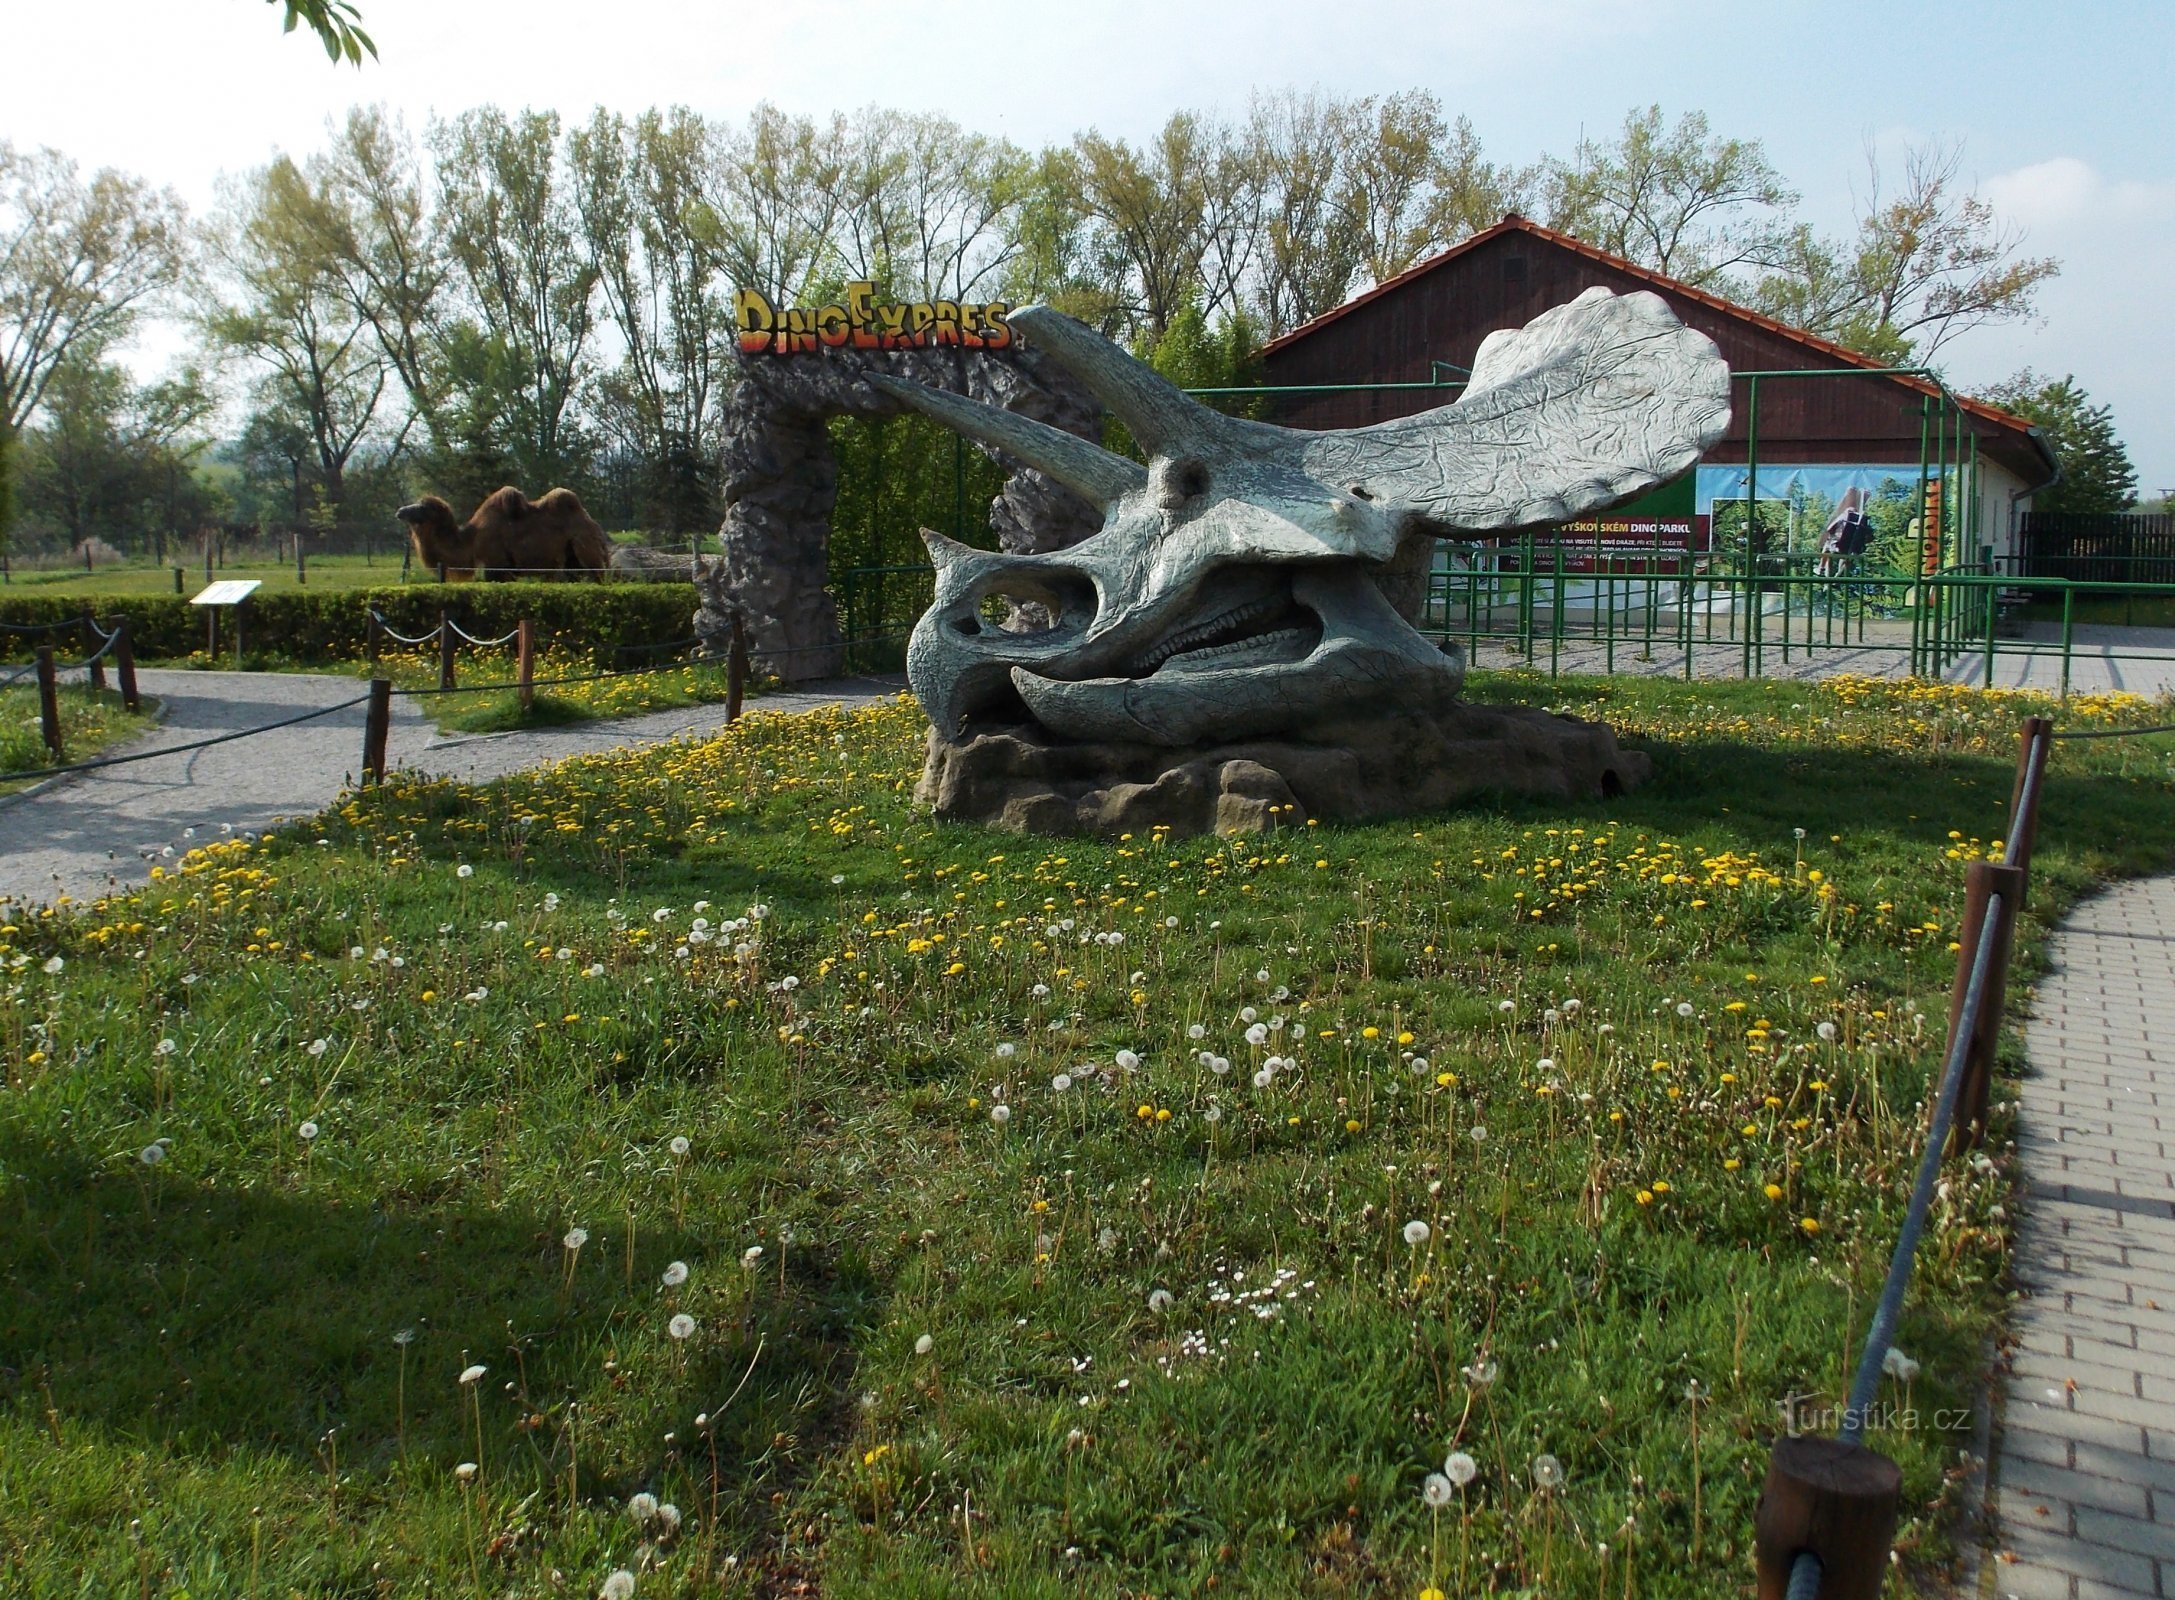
[
  {"xmin": 3, "ymin": 672, "xmax": 2173, "ymax": 1598},
  {"xmin": 0, "ymin": 681, "xmax": 156, "ymax": 790}
]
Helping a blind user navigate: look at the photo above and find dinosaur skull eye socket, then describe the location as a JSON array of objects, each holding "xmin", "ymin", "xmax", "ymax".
[{"xmin": 1153, "ymin": 457, "xmax": 1210, "ymax": 509}]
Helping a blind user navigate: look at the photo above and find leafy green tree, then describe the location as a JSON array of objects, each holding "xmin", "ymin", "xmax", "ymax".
[
  {"xmin": 1545, "ymin": 106, "xmax": 1796, "ymax": 287},
  {"xmin": 1751, "ymin": 139, "xmax": 2057, "ymax": 363},
  {"xmin": 0, "ymin": 142, "xmax": 186, "ymax": 560},
  {"xmin": 18, "ymin": 350, "xmax": 216, "ymax": 560},
  {"xmin": 432, "ymin": 108, "xmax": 599, "ymax": 490},
  {"xmin": 199, "ymin": 155, "xmax": 392, "ymax": 534},
  {"xmin": 1982, "ymin": 371, "xmax": 2138, "ymax": 514}
]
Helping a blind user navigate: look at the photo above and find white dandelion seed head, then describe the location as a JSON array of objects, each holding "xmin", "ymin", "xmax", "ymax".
[
  {"xmin": 741, "ymin": 1245, "xmax": 764, "ymax": 1267},
  {"xmin": 43, "ymin": 956, "xmax": 64, "ymax": 975},
  {"xmin": 990, "ymin": 1103, "xmax": 1011, "ymax": 1126},
  {"xmin": 1213, "ymin": 1055, "xmax": 1232, "ymax": 1075},
  {"xmin": 1147, "ymin": 1288, "xmax": 1174, "ymax": 1314},
  {"xmin": 1115, "ymin": 1049, "xmax": 1141, "ymax": 1071},
  {"xmin": 669, "ymin": 1135, "xmax": 690, "ymax": 1156},
  {"xmin": 1164, "ymin": 916, "xmax": 1178, "ymax": 928},
  {"xmin": 1677, "ymin": 1001, "xmax": 1696, "ymax": 1018},
  {"xmin": 563, "ymin": 1227, "xmax": 589, "ymax": 1251},
  {"xmin": 456, "ymin": 864, "xmax": 474, "ymax": 879},
  {"xmin": 1423, "ymin": 1472, "xmax": 1454, "ymax": 1507},
  {"xmin": 831, "ymin": 874, "xmax": 845, "ymax": 885},
  {"xmin": 1245, "ymin": 1023, "xmax": 1269, "ymax": 1045},
  {"xmin": 1204, "ymin": 1104, "xmax": 1223, "ymax": 1123},
  {"xmin": 458, "ymin": 1364, "xmax": 487, "ymax": 1385},
  {"xmin": 995, "ymin": 1042, "xmax": 1016, "ymax": 1058},
  {"xmin": 154, "ymin": 1038, "xmax": 177, "ymax": 1057},
  {"xmin": 1403, "ymin": 1220, "xmax": 1431, "ymax": 1246},
  {"xmin": 1470, "ymin": 1125, "xmax": 1488, "ymax": 1143},
  {"xmin": 455, "ymin": 1461, "xmax": 478, "ymax": 1483},
  {"xmin": 599, "ymin": 1571, "xmax": 635, "ymax": 1600},
  {"xmin": 1031, "ymin": 983, "xmax": 1050, "ymax": 998},
  {"xmin": 298, "ymin": 1121, "xmax": 319, "ymax": 1141},
  {"xmin": 542, "ymin": 893, "xmax": 561, "ymax": 912},
  {"xmin": 1187, "ymin": 1023, "xmax": 1206, "ymax": 1040},
  {"xmin": 656, "ymin": 1503, "xmax": 680, "ymax": 1534},
  {"xmin": 1252, "ymin": 1068, "xmax": 1273, "ymax": 1089},
  {"xmin": 668, "ymin": 1313, "xmax": 696, "ymax": 1340},
  {"xmin": 914, "ymin": 1333, "xmax": 934, "ymax": 1356},
  {"xmin": 1445, "ymin": 1450, "xmax": 1477, "ymax": 1486},
  {"xmin": 1817, "ymin": 1021, "xmax": 1839, "ymax": 1042},
  {"xmin": 1882, "ymin": 1347, "xmax": 1920, "ymax": 1383},
  {"xmin": 1537, "ymin": 1057, "xmax": 1556, "ymax": 1073},
  {"xmin": 628, "ymin": 1491, "xmax": 659, "ymax": 1522},
  {"xmin": 138, "ymin": 1143, "xmax": 166, "ymax": 1166},
  {"xmin": 1254, "ymin": 969, "xmax": 1271, "ymax": 983},
  {"xmin": 1498, "ymin": 999, "xmax": 1515, "ymax": 1014},
  {"xmin": 1532, "ymin": 1453, "xmax": 1565, "ymax": 1490},
  {"xmin": 661, "ymin": 1260, "xmax": 689, "ymax": 1287},
  {"xmin": 1051, "ymin": 1073, "xmax": 1073, "ymax": 1093}
]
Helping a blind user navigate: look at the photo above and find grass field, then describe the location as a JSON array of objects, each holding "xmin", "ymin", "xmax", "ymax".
[
  {"xmin": 3, "ymin": 672, "xmax": 2173, "ymax": 1598},
  {"xmin": 0, "ymin": 681, "xmax": 156, "ymax": 790}
]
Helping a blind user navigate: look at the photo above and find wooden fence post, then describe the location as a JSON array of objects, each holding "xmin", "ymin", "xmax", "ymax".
[
  {"xmin": 361, "ymin": 678, "xmax": 392, "ymax": 784},
  {"xmin": 1947, "ymin": 859, "xmax": 2028, "ymax": 1153},
  {"xmin": 1754, "ymin": 1435, "xmax": 1902, "ymax": 1600},
  {"xmin": 34, "ymin": 645, "xmax": 61, "ymax": 760},
  {"xmin": 726, "ymin": 613, "xmax": 748, "ymax": 725},
  {"xmin": 114, "ymin": 621, "xmax": 140, "ymax": 712},
  {"xmin": 365, "ymin": 611, "xmax": 381, "ymax": 666},
  {"xmin": 516, "ymin": 617, "xmax": 535, "ymax": 713},
  {"xmin": 438, "ymin": 610, "xmax": 456, "ymax": 693},
  {"xmin": 86, "ymin": 623, "xmax": 107, "ymax": 693},
  {"xmin": 2005, "ymin": 715, "xmax": 2052, "ymax": 880},
  {"xmin": 173, "ymin": 567, "xmax": 184, "ymax": 595},
  {"xmin": 296, "ymin": 542, "xmax": 307, "ymax": 587}
]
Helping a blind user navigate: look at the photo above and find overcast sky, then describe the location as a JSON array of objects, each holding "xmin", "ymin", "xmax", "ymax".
[{"xmin": 9, "ymin": 0, "xmax": 2171, "ymax": 489}]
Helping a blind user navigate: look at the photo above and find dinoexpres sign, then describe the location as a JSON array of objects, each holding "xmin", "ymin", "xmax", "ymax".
[{"xmin": 736, "ymin": 281, "xmax": 1014, "ymax": 355}]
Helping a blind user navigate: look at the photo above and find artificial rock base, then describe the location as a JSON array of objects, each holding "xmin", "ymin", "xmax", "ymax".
[{"xmin": 917, "ymin": 702, "xmax": 1651, "ymax": 837}]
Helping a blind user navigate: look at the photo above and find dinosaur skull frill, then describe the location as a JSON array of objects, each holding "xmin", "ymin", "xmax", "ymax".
[{"xmin": 876, "ymin": 288, "xmax": 1730, "ymax": 747}]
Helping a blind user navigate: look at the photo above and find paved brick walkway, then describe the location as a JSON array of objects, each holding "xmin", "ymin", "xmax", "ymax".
[{"xmin": 1995, "ymin": 875, "xmax": 2175, "ymax": 1599}]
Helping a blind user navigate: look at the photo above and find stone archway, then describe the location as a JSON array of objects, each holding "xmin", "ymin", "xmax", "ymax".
[{"xmin": 695, "ymin": 344, "xmax": 1103, "ymax": 681}]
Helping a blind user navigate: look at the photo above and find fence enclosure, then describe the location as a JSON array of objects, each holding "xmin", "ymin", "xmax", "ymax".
[{"xmin": 2012, "ymin": 512, "xmax": 2175, "ymax": 589}]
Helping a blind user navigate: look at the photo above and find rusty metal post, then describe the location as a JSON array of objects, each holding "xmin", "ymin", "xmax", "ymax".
[
  {"xmin": 726, "ymin": 613, "xmax": 748, "ymax": 725},
  {"xmin": 361, "ymin": 678, "xmax": 392, "ymax": 784},
  {"xmin": 438, "ymin": 610, "xmax": 456, "ymax": 692},
  {"xmin": 114, "ymin": 621, "xmax": 140, "ymax": 712},
  {"xmin": 1754, "ymin": 1435, "xmax": 1902, "ymax": 1600},
  {"xmin": 2005, "ymin": 715, "xmax": 2052, "ymax": 881},
  {"xmin": 1947, "ymin": 860, "xmax": 2027, "ymax": 1153},
  {"xmin": 516, "ymin": 617, "xmax": 535, "ymax": 713},
  {"xmin": 34, "ymin": 645, "xmax": 61, "ymax": 760}
]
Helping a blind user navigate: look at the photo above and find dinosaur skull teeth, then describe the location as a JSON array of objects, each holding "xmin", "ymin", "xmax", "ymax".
[
  {"xmin": 1155, "ymin": 624, "xmax": 1316, "ymax": 674},
  {"xmin": 1131, "ymin": 595, "xmax": 1291, "ymax": 675}
]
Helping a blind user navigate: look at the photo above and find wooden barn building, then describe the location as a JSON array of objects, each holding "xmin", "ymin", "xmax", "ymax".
[{"xmin": 1256, "ymin": 215, "xmax": 2058, "ymax": 571}]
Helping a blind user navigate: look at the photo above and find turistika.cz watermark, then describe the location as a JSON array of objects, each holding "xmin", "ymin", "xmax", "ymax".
[{"xmin": 1775, "ymin": 1392, "xmax": 1971, "ymax": 1435}]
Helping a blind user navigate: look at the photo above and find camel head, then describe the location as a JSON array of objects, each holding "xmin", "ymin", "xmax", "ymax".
[
  {"xmin": 874, "ymin": 290, "xmax": 1731, "ymax": 747},
  {"xmin": 396, "ymin": 496, "xmax": 470, "ymax": 574}
]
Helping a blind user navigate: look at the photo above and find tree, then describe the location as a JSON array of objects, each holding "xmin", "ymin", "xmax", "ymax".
[
  {"xmin": 314, "ymin": 107, "xmax": 450, "ymax": 441},
  {"xmin": 1751, "ymin": 139, "xmax": 2058, "ymax": 363},
  {"xmin": 0, "ymin": 142, "xmax": 187, "ymax": 556},
  {"xmin": 267, "ymin": 0, "xmax": 376, "ymax": 65},
  {"xmin": 18, "ymin": 349, "xmax": 216, "ymax": 560},
  {"xmin": 1981, "ymin": 371, "xmax": 2138, "ymax": 514},
  {"xmin": 571, "ymin": 107, "xmax": 731, "ymax": 533},
  {"xmin": 199, "ymin": 155, "xmax": 390, "ymax": 532},
  {"xmin": 1545, "ymin": 106, "xmax": 1796, "ymax": 286},
  {"xmin": 1070, "ymin": 113, "xmax": 1234, "ymax": 341},
  {"xmin": 432, "ymin": 108, "xmax": 599, "ymax": 489}
]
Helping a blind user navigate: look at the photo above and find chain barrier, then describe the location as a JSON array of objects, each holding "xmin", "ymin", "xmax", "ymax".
[
  {"xmin": 444, "ymin": 619, "xmax": 522, "ymax": 648},
  {"xmin": 366, "ymin": 609, "xmax": 447, "ymax": 647},
  {"xmin": 2048, "ymin": 721, "xmax": 2175, "ymax": 740},
  {"xmin": 0, "ymin": 692, "xmax": 374, "ymax": 786}
]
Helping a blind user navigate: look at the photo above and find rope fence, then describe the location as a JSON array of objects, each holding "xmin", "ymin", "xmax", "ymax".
[{"xmin": 1754, "ymin": 716, "xmax": 2051, "ymax": 1598}]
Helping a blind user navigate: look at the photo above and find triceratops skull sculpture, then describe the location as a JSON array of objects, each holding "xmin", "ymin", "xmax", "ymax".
[{"xmin": 877, "ymin": 288, "xmax": 1730, "ymax": 747}]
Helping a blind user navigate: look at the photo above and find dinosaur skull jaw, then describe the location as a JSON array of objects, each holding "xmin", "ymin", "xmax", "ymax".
[{"xmin": 997, "ymin": 564, "xmax": 1464, "ymax": 747}]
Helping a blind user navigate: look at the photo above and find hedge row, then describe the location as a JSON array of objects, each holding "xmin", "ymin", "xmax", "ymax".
[{"xmin": 0, "ymin": 583, "xmax": 701, "ymax": 665}]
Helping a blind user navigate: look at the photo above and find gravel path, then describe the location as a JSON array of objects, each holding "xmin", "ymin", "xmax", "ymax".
[{"xmin": 0, "ymin": 668, "xmax": 902, "ymax": 907}]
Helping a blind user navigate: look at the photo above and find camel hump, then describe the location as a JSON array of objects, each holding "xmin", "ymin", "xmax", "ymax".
[{"xmin": 535, "ymin": 487, "xmax": 591, "ymax": 519}]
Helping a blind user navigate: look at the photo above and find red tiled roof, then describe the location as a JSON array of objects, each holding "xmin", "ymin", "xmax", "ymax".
[{"xmin": 1257, "ymin": 214, "xmax": 2049, "ymax": 453}]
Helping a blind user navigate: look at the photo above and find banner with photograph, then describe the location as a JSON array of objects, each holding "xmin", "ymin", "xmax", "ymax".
[{"xmin": 1695, "ymin": 464, "xmax": 1952, "ymax": 576}]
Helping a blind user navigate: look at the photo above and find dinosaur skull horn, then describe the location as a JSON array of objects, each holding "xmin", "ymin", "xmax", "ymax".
[
  {"xmin": 1007, "ymin": 305, "xmax": 1221, "ymax": 459},
  {"xmin": 870, "ymin": 373, "xmax": 1145, "ymax": 507}
]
